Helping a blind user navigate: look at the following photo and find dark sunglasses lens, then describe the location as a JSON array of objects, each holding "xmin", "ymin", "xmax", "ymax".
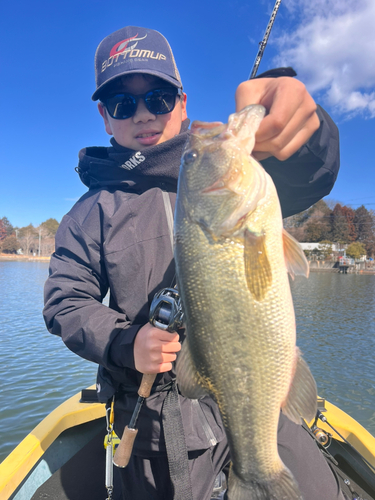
[
  {"xmin": 105, "ymin": 89, "xmax": 178, "ymax": 119},
  {"xmin": 106, "ymin": 95, "xmax": 136, "ymax": 119},
  {"xmin": 145, "ymin": 89, "xmax": 177, "ymax": 115}
]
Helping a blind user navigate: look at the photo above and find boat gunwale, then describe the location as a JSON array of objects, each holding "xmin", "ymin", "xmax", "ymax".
[
  {"xmin": 0, "ymin": 385, "xmax": 105, "ymax": 499},
  {"xmin": 309, "ymin": 399, "xmax": 375, "ymax": 468}
]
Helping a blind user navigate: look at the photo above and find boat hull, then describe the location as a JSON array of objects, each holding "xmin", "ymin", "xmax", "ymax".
[{"xmin": 1, "ymin": 389, "xmax": 375, "ymax": 500}]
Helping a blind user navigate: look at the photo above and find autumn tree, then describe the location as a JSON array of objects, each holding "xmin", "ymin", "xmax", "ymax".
[
  {"xmin": 331, "ymin": 204, "xmax": 351, "ymax": 243},
  {"xmin": 313, "ymin": 200, "xmax": 332, "ymax": 216},
  {"xmin": 284, "ymin": 200, "xmax": 332, "ymax": 242},
  {"xmin": 0, "ymin": 235, "xmax": 19, "ymax": 254},
  {"xmin": 41, "ymin": 218, "xmax": 59, "ymax": 236},
  {"xmin": 303, "ymin": 200, "xmax": 332, "ymax": 242},
  {"xmin": 283, "ymin": 209, "xmax": 311, "ymax": 230},
  {"xmin": 305, "ymin": 216, "xmax": 331, "ymax": 242},
  {"xmin": 369, "ymin": 210, "xmax": 375, "ymax": 257},
  {"xmin": 354, "ymin": 205, "xmax": 375, "ymax": 257},
  {"xmin": 1, "ymin": 217, "xmax": 14, "ymax": 237},
  {"xmin": 18, "ymin": 224, "xmax": 38, "ymax": 255},
  {"xmin": 0, "ymin": 219, "xmax": 6, "ymax": 242},
  {"xmin": 35, "ymin": 224, "xmax": 55, "ymax": 256},
  {"xmin": 341, "ymin": 206, "xmax": 357, "ymax": 242}
]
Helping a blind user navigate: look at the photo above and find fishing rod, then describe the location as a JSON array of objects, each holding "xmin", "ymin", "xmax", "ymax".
[
  {"xmin": 249, "ymin": 0, "xmax": 282, "ymax": 79},
  {"xmin": 113, "ymin": 288, "xmax": 184, "ymax": 468}
]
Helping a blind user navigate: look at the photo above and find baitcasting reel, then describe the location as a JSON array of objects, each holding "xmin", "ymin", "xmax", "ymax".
[{"xmin": 149, "ymin": 288, "xmax": 184, "ymax": 332}]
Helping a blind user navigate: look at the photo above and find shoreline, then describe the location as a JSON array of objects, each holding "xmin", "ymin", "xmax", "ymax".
[
  {"xmin": 309, "ymin": 260, "xmax": 375, "ymax": 275},
  {"xmin": 1, "ymin": 254, "xmax": 374, "ymax": 274},
  {"xmin": 0, "ymin": 254, "xmax": 50, "ymax": 262},
  {"xmin": 309, "ymin": 267, "xmax": 375, "ymax": 275}
]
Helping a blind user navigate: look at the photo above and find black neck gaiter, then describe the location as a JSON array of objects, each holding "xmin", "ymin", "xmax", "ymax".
[
  {"xmin": 77, "ymin": 119, "xmax": 191, "ymax": 191},
  {"xmin": 108, "ymin": 118, "xmax": 190, "ymax": 184}
]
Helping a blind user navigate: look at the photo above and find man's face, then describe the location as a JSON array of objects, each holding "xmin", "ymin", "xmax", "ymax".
[{"xmin": 98, "ymin": 74, "xmax": 187, "ymax": 150}]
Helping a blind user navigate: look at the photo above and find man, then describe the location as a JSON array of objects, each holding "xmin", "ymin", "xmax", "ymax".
[{"xmin": 44, "ymin": 26, "xmax": 342, "ymax": 499}]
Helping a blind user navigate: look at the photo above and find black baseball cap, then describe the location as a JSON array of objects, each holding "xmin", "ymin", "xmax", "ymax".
[{"xmin": 92, "ymin": 26, "xmax": 183, "ymax": 101}]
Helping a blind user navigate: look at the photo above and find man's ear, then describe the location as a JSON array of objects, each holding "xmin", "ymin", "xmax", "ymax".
[
  {"xmin": 181, "ymin": 93, "xmax": 188, "ymax": 121},
  {"xmin": 98, "ymin": 102, "xmax": 113, "ymax": 136}
]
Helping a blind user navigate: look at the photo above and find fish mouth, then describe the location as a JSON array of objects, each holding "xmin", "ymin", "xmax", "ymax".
[{"xmin": 191, "ymin": 121, "xmax": 227, "ymax": 138}]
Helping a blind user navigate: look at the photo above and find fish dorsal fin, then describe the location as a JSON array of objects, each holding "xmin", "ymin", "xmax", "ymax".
[
  {"xmin": 176, "ymin": 339, "xmax": 208, "ymax": 399},
  {"xmin": 244, "ymin": 229, "xmax": 272, "ymax": 301},
  {"xmin": 283, "ymin": 229, "xmax": 309, "ymax": 280},
  {"xmin": 282, "ymin": 347, "xmax": 317, "ymax": 424}
]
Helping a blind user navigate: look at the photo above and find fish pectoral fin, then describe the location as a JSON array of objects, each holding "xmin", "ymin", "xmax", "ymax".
[
  {"xmin": 281, "ymin": 347, "xmax": 318, "ymax": 424},
  {"xmin": 244, "ymin": 229, "xmax": 272, "ymax": 301},
  {"xmin": 176, "ymin": 340, "xmax": 208, "ymax": 399},
  {"xmin": 283, "ymin": 229, "xmax": 309, "ymax": 280}
]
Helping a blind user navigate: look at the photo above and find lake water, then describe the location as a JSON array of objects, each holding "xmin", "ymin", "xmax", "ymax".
[{"xmin": 0, "ymin": 261, "xmax": 374, "ymax": 463}]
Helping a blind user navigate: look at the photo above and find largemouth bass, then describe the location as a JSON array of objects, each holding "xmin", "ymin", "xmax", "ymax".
[{"xmin": 174, "ymin": 105, "xmax": 317, "ymax": 500}]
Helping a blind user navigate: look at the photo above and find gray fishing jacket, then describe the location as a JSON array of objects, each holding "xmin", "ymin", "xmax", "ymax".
[{"xmin": 43, "ymin": 107, "xmax": 339, "ymax": 454}]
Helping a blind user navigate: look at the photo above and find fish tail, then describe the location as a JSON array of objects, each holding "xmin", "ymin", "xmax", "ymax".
[{"xmin": 228, "ymin": 466, "xmax": 303, "ymax": 500}]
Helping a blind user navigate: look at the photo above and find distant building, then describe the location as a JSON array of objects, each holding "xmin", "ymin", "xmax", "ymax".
[
  {"xmin": 299, "ymin": 242, "xmax": 367, "ymax": 262},
  {"xmin": 299, "ymin": 243, "xmax": 345, "ymax": 252},
  {"xmin": 299, "ymin": 243, "xmax": 321, "ymax": 251}
]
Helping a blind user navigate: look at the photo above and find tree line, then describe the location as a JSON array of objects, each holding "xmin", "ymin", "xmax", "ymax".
[
  {"xmin": 0, "ymin": 217, "xmax": 59, "ymax": 257},
  {"xmin": 284, "ymin": 200, "xmax": 375, "ymax": 258},
  {"xmin": 2, "ymin": 201, "xmax": 374, "ymax": 259}
]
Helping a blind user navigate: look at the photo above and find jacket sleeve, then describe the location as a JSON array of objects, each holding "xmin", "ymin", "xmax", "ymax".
[
  {"xmin": 261, "ymin": 105, "xmax": 340, "ymax": 218},
  {"xmin": 43, "ymin": 213, "xmax": 139, "ymax": 373}
]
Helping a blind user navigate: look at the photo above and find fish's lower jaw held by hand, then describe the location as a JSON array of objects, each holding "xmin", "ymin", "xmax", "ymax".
[{"xmin": 228, "ymin": 467, "xmax": 303, "ymax": 500}]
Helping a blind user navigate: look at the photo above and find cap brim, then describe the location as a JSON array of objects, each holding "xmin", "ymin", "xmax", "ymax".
[{"xmin": 92, "ymin": 69, "xmax": 182, "ymax": 101}]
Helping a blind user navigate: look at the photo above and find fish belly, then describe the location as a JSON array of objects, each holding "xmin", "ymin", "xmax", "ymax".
[{"xmin": 175, "ymin": 221, "xmax": 296, "ymax": 484}]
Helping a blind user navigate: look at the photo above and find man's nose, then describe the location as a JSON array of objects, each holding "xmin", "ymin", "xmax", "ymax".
[{"xmin": 132, "ymin": 98, "xmax": 156, "ymax": 123}]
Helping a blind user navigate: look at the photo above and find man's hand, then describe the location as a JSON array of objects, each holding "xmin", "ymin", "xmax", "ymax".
[
  {"xmin": 235, "ymin": 77, "xmax": 320, "ymax": 161},
  {"xmin": 134, "ymin": 323, "xmax": 181, "ymax": 374}
]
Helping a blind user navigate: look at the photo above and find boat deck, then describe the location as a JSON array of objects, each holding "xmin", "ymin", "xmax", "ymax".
[{"xmin": 31, "ymin": 427, "xmax": 108, "ymax": 500}]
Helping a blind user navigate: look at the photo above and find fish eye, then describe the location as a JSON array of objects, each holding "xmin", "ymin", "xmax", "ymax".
[{"xmin": 183, "ymin": 149, "xmax": 198, "ymax": 164}]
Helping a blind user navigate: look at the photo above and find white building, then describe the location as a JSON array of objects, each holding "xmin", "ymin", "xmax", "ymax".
[{"xmin": 299, "ymin": 242, "xmax": 344, "ymax": 252}]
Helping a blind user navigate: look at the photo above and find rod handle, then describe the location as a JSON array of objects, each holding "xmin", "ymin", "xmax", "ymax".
[
  {"xmin": 138, "ymin": 373, "xmax": 157, "ymax": 398},
  {"xmin": 113, "ymin": 426, "xmax": 138, "ymax": 468}
]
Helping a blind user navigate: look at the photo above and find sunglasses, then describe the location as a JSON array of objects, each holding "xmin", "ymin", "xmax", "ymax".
[{"xmin": 102, "ymin": 87, "xmax": 183, "ymax": 120}]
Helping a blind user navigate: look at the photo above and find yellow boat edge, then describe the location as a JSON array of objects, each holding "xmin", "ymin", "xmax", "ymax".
[
  {"xmin": 0, "ymin": 385, "xmax": 105, "ymax": 499},
  {"xmin": 309, "ymin": 398, "xmax": 375, "ymax": 468},
  {"xmin": 1, "ymin": 391, "xmax": 375, "ymax": 499}
]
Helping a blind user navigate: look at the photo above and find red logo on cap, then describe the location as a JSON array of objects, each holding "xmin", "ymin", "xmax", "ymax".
[{"xmin": 109, "ymin": 34, "xmax": 147, "ymax": 57}]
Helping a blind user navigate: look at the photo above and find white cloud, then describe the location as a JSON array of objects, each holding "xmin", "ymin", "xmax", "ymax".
[{"xmin": 273, "ymin": 0, "xmax": 375, "ymax": 118}]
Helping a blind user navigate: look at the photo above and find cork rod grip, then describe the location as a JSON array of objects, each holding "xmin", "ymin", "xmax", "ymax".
[
  {"xmin": 138, "ymin": 373, "xmax": 157, "ymax": 398},
  {"xmin": 113, "ymin": 426, "xmax": 138, "ymax": 468}
]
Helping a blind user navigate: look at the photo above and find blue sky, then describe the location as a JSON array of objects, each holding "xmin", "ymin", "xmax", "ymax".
[{"xmin": 1, "ymin": 0, "xmax": 374, "ymax": 228}]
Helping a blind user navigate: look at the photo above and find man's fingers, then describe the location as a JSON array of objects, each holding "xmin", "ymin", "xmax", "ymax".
[
  {"xmin": 153, "ymin": 330, "xmax": 180, "ymax": 342},
  {"xmin": 254, "ymin": 109, "xmax": 320, "ymax": 161},
  {"xmin": 255, "ymin": 89, "xmax": 317, "ymax": 142},
  {"xmin": 161, "ymin": 341, "xmax": 181, "ymax": 353},
  {"xmin": 235, "ymin": 77, "xmax": 320, "ymax": 160},
  {"xmin": 161, "ymin": 352, "xmax": 178, "ymax": 363},
  {"xmin": 149, "ymin": 352, "xmax": 178, "ymax": 374},
  {"xmin": 158, "ymin": 362, "xmax": 174, "ymax": 373}
]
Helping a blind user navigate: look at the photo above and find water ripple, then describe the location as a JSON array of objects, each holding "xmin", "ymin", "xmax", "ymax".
[
  {"xmin": 0, "ymin": 261, "xmax": 97, "ymax": 462},
  {"xmin": 291, "ymin": 273, "xmax": 375, "ymax": 436}
]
